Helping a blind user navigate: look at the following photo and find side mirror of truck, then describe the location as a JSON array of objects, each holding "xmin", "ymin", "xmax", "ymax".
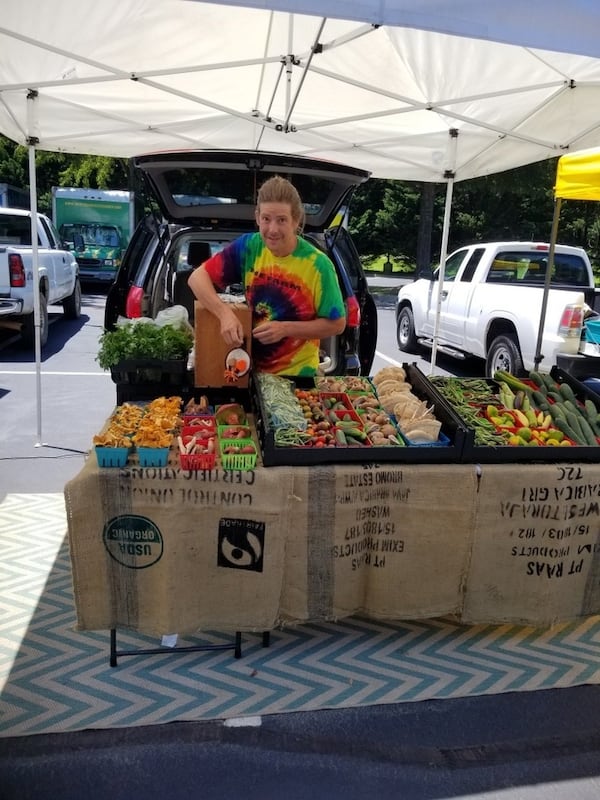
[{"xmin": 417, "ymin": 264, "xmax": 436, "ymax": 280}]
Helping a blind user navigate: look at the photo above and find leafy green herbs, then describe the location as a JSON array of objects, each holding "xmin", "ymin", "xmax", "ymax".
[{"xmin": 97, "ymin": 322, "xmax": 194, "ymax": 369}]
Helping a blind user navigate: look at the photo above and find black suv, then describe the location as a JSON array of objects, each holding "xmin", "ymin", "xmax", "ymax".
[{"xmin": 105, "ymin": 150, "xmax": 377, "ymax": 375}]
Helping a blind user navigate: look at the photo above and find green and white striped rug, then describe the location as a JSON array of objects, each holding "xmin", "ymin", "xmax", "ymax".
[{"xmin": 2, "ymin": 493, "xmax": 600, "ymax": 739}]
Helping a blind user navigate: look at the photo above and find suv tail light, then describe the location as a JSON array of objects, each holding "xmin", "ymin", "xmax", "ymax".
[
  {"xmin": 125, "ymin": 286, "xmax": 144, "ymax": 318},
  {"xmin": 558, "ymin": 304, "xmax": 584, "ymax": 338},
  {"xmin": 9, "ymin": 253, "xmax": 25, "ymax": 288},
  {"xmin": 345, "ymin": 295, "xmax": 361, "ymax": 328}
]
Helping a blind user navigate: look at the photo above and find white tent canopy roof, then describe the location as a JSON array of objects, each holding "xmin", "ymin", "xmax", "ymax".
[
  {"xmin": 2, "ymin": 0, "xmax": 600, "ymax": 181},
  {"xmin": 216, "ymin": 1, "xmax": 600, "ymax": 59}
]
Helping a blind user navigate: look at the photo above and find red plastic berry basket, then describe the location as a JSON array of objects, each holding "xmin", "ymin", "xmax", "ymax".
[
  {"xmin": 332, "ymin": 407, "xmax": 363, "ymax": 425},
  {"xmin": 179, "ymin": 450, "xmax": 217, "ymax": 471},
  {"xmin": 181, "ymin": 414, "xmax": 216, "ymax": 432},
  {"xmin": 319, "ymin": 391, "xmax": 353, "ymax": 410}
]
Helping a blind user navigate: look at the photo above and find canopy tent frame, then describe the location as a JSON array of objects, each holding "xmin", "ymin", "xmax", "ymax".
[{"xmin": 4, "ymin": 1, "xmax": 600, "ymax": 440}]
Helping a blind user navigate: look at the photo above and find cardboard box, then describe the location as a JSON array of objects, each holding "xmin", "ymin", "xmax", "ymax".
[{"xmin": 194, "ymin": 300, "xmax": 252, "ymax": 388}]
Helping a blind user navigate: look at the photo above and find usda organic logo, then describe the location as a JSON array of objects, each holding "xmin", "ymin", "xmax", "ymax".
[{"xmin": 103, "ymin": 515, "xmax": 163, "ymax": 569}]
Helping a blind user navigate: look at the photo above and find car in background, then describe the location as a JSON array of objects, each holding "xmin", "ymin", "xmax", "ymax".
[{"xmin": 104, "ymin": 150, "xmax": 378, "ymax": 376}]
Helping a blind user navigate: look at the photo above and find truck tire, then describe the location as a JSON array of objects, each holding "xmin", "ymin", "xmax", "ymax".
[
  {"xmin": 396, "ymin": 306, "xmax": 418, "ymax": 352},
  {"xmin": 21, "ymin": 292, "xmax": 49, "ymax": 348},
  {"xmin": 63, "ymin": 277, "xmax": 82, "ymax": 319},
  {"xmin": 486, "ymin": 334, "xmax": 524, "ymax": 378}
]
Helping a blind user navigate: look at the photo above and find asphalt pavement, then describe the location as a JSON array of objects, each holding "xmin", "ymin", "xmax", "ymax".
[{"xmin": 1, "ymin": 284, "xmax": 600, "ymax": 799}]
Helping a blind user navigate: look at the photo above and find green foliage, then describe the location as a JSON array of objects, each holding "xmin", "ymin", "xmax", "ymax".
[
  {"xmin": 3, "ymin": 132, "xmax": 600, "ymax": 271},
  {"xmin": 96, "ymin": 322, "xmax": 194, "ymax": 369},
  {"xmin": 0, "ymin": 134, "xmax": 132, "ymax": 215},
  {"xmin": 351, "ymin": 158, "xmax": 600, "ymax": 270}
]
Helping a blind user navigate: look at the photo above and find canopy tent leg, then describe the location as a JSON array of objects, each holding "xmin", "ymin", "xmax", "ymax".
[
  {"xmin": 429, "ymin": 129, "xmax": 458, "ymax": 376},
  {"xmin": 26, "ymin": 89, "xmax": 44, "ymax": 446},
  {"xmin": 534, "ymin": 197, "xmax": 562, "ymax": 370}
]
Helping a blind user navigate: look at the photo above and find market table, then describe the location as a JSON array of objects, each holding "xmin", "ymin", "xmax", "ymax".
[{"xmin": 64, "ymin": 454, "xmax": 600, "ymax": 643}]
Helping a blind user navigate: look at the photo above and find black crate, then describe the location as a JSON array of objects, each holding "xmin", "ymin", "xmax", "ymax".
[
  {"xmin": 111, "ymin": 358, "xmax": 191, "ymax": 404},
  {"xmin": 251, "ymin": 365, "xmax": 467, "ymax": 466},
  {"xmin": 110, "ymin": 358, "xmax": 189, "ymax": 385},
  {"xmin": 429, "ymin": 368, "xmax": 600, "ymax": 463}
]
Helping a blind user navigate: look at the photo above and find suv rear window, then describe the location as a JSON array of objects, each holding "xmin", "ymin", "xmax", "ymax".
[{"xmin": 164, "ymin": 168, "xmax": 336, "ymax": 221}]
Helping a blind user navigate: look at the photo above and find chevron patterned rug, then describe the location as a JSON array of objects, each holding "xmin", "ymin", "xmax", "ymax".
[{"xmin": 3, "ymin": 493, "xmax": 600, "ymax": 739}]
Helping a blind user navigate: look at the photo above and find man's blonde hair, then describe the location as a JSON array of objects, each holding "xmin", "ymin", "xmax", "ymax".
[{"xmin": 257, "ymin": 175, "xmax": 305, "ymax": 233}]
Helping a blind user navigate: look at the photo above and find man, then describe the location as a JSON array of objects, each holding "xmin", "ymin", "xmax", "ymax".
[{"xmin": 188, "ymin": 175, "xmax": 346, "ymax": 376}]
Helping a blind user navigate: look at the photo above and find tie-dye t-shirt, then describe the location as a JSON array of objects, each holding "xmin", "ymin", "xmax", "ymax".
[{"xmin": 203, "ymin": 232, "xmax": 345, "ymax": 375}]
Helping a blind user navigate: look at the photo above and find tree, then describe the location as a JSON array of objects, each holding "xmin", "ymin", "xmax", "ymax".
[{"xmin": 0, "ymin": 134, "xmax": 131, "ymax": 214}]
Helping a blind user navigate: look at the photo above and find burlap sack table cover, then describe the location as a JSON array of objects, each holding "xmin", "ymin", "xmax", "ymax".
[
  {"xmin": 65, "ymin": 453, "xmax": 600, "ymax": 634},
  {"xmin": 280, "ymin": 463, "xmax": 478, "ymax": 623},
  {"xmin": 462, "ymin": 462, "xmax": 600, "ymax": 625},
  {"xmin": 64, "ymin": 455, "xmax": 295, "ymax": 635}
]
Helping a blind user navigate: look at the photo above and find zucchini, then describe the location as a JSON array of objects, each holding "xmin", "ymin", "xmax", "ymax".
[{"xmin": 493, "ymin": 371, "xmax": 532, "ymax": 394}]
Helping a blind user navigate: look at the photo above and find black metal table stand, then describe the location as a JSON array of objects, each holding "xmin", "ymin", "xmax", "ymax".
[{"xmin": 109, "ymin": 628, "xmax": 243, "ymax": 667}]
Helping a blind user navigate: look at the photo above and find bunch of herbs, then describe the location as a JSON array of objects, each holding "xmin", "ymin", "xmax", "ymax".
[{"xmin": 97, "ymin": 322, "xmax": 194, "ymax": 370}]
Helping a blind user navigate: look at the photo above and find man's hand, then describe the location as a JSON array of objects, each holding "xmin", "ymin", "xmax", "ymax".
[
  {"xmin": 220, "ymin": 306, "xmax": 245, "ymax": 346},
  {"xmin": 252, "ymin": 321, "xmax": 287, "ymax": 345}
]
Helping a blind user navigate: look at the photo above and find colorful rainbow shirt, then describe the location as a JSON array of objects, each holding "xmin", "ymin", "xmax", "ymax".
[{"xmin": 203, "ymin": 232, "xmax": 345, "ymax": 375}]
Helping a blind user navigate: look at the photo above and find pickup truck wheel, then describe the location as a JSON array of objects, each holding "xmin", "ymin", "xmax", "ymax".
[
  {"xmin": 486, "ymin": 334, "xmax": 524, "ymax": 378},
  {"xmin": 21, "ymin": 292, "xmax": 49, "ymax": 348},
  {"xmin": 63, "ymin": 277, "xmax": 82, "ymax": 319},
  {"xmin": 396, "ymin": 306, "xmax": 418, "ymax": 352}
]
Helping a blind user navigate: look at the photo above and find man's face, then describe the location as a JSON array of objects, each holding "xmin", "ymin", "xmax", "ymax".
[{"xmin": 255, "ymin": 202, "xmax": 298, "ymax": 257}]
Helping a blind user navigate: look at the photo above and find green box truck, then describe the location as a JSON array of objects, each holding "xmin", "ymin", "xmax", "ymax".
[{"xmin": 52, "ymin": 187, "xmax": 135, "ymax": 284}]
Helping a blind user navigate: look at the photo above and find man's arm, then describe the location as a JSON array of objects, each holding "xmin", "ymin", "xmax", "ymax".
[
  {"xmin": 188, "ymin": 265, "xmax": 244, "ymax": 346},
  {"xmin": 252, "ymin": 316, "xmax": 346, "ymax": 346}
]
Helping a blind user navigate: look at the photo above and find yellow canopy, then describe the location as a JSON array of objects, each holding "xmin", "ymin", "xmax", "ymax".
[{"xmin": 555, "ymin": 147, "xmax": 600, "ymax": 201}]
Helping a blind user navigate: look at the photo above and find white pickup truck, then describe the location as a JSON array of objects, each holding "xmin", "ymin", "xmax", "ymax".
[
  {"xmin": 395, "ymin": 241, "xmax": 598, "ymax": 377},
  {"xmin": 0, "ymin": 207, "xmax": 81, "ymax": 347}
]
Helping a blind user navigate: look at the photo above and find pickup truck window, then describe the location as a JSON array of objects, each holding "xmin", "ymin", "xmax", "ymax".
[
  {"xmin": 459, "ymin": 248, "xmax": 485, "ymax": 282},
  {"xmin": 0, "ymin": 213, "xmax": 33, "ymax": 246},
  {"xmin": 485, "ymin": 250, "xmax": 589, "ymax": 287},
  {"xmin": 40, "ymin": 216, "xmax": 60, "ymax": 249},
  {"xmin": 439, "ymin": 248, "xmax": 484, "ymax": 282}
]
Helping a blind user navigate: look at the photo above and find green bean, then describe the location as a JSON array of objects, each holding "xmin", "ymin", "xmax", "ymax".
[{"xmin": 255, "ymin": 372, "xmax": 308, "ymax": 430}]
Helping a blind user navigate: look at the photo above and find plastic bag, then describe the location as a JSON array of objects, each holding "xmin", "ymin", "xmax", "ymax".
[
  {"xmin": 155, "ymin": 305, "xmax": 195, "ymax": 335},
  {"xmin": 115, "ymin": 305, "xmax": 194, "ymax": 335}
]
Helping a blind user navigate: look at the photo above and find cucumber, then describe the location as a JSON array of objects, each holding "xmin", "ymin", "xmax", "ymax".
[
  {"xmin": 566, "ymin": 411, "xmax": 585, "ymax": 442},
  {"xmin": 578, "ymin": 415, "xmax": 599, "ymax": 446},
  {"xmin": 548, "ymin": 402, "xmax": 566, "ymax": 422},
  {"xmin": 558, "ymin": 382, "xmax": 578, "ymax": 404},
  {"xmin": 548, "ymin": 391, "xmax": 563, "ymax": 404},
  {"xmin": 541, "ymin": 373, "xmax": 559, "ymax": 392},
  {"xmin": 528, "ymin": 370, "xmax": 546, "ymax": 390},
  {"xmin": 555, "ymin": 416, "xmax": 585, "ymax": 445},
  {"xmin": 563, "ymin": 399, "xmax": 580, "ymax": 416},
  {"xmin": 584, "ymin": 399, "xmax": 600, "ymax": 434}
]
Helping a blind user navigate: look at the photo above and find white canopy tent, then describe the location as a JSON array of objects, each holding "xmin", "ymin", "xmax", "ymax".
[{"xmin": 2, "ymin": 0, "xmax": 600, "ymax": 441}]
